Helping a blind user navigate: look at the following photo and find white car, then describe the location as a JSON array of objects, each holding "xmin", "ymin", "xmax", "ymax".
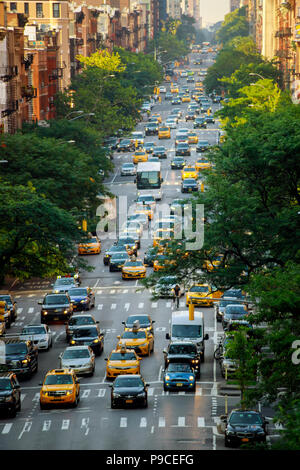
[
  {"xmin": 121, "ymin": 163, "xmax": 136, "ymax": 176},
  {"xmin": 21, "ymin": 324, "xmax": 52, "ymax": 351},
  {"xmin": 159, "ymin": 86, "xmax": 167, "ymax": 93},
  {"xmin": 165, "ymin": 119, "xmax": 177, "ymax": 129},
  {"xmin": 59, "ymin": 345, "xmax": 95, "ymax": 376}
]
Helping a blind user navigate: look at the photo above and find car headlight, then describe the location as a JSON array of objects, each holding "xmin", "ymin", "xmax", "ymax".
[
  {"xmin": 66, "ymin": 391, "xmax": 72, "ymax": 396},
  {"xmin": 71, "ymin": 340, "xmax": 76, "ymax": 345},
  {"xmin": 64, "ymin": 310, "xmax": 68, "ymax": 314},
  {"xmin": 113, "ymin": 393, "xmax": 121, "ymax": 398},
  {"xmin": 93, "ymin": 339, "xmax": 99, "ymax": 343},
  {"xmin": 22, "ymin": 359, "xmax": 28, "ymax": 365},
  {"xmin": 139, "ymin": 343, "xmax": 148, "ymax": 347},
  {"xmin": 192, "ymin": 359, "xmax": 199, "ymax": 363},
  {"xmin": 189, "ymin": 376, "xmax": 195, "ymax": 381},
  {"xmin": 42, "ymin": 311, "xmax": 48, "ymax": 315},
  {"xmin": 5, "ymin": 396, "xmax": 13, "ymax": 402},
  {"xmin": 226, "ymin": 430, "xmax": 235, "ymax": 436},
  {"xmin": 165, "ymin": 375, "xmax": 170, "ymax": 381}
]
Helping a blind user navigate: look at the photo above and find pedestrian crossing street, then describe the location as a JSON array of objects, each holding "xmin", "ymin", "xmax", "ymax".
[{"xmin": 0, "ymin": 414, "xmax": 213, "ymax": 439}]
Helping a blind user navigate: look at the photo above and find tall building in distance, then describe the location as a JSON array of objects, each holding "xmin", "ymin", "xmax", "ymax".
[{"xmin": 230, "ymin": 0, "xmax": 241, "ymax": 11}]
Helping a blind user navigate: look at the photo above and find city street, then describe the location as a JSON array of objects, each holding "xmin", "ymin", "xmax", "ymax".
[{"xmin": 0, "ymin": 52, "xmax": 279, "ymax": 451}]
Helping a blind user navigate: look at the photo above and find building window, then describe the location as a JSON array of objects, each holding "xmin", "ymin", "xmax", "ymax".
[
  {"xmin": 53, "ymin": 3, "xmax": 60, "ymax": 18},
  {"xmin": 36, "ymin": 3, "xmax": 43, "ymax": 18},
  {"xmin": 24, "ymin": 2, "xmax": 29, "ymax": 15},
  {"xmin": 10, "ymin": 2, "xmax": 17, "ymax": 12}
]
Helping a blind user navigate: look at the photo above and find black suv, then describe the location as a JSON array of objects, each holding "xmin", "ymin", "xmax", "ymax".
[
  {"xmin": 0, "ymin": 337, "xmax": 38, "ymax": 378},
  {"xmin": 0, "ymin": 373, "xmax": 21, "ymax": 416},
  {"xmin": 163, "ymin": 341, "xmax": 201, "ymax": 378},
  {"xmin": 145, "ymin": 123, "xmax": 159, "ymax": 136},
  {"xmin": 39, "ymin": 293, "xmax": 73, "ymax": 324},
  {"xmin": 222, "ymin": 409, "xmax": 268, "ymax": 447}
]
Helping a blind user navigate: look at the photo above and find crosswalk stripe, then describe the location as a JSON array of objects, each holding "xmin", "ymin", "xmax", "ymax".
[
  {"xmin": 120, "ymin": 417, "xmax": 127, "ymax": 428},
  {"xmin": 82, "ymin": 389, "xmax": 90, "ymax": 398},
  {"xmin": 159, "ymin": 417, "xmax": 166, "ymax": 428},
  {"xmin": 151, "ymin": 302, "xmax": 157, "ymax": 308},
  {"xmin": 123, "ymin": 290, "xmax": 128, "ymax": 294},
  {"xmin": 166, "ymin": 302, "xmax": 171, "ymax": 308},
  {"xmin": 177, "ymin": 417, "xmax": 186, "ymax": 427},
  {"xmin": 148, "ymin": 388, "xmax": 154, "ymax": 396},
  {"xmin": 140, "ymin": 417, "xmax": 147, "ymax": 428},
  {"xmin": 28, "ymin": 307, "xmax": 34, "ymax": 314},
  {"xmin": 138, "ymin": 303, "xmax": 144, "ymax": 309},
  {"xmin": 21, "ymin": 394, "xmax": 26, "ymax": 402},
  {"xmin": 111, "ymin": 304, "xmax": 116, "ymax": 310},
  {"xmin": 17, "ymin": 308, "xmax": 23, "ymax": 314},
  {"xmin": 2, "ymin": 423, "xmax": 12, "ymax": 434},
  {"xmin": 42, "ymin": 420, "xmax": 51, "ymax": 432},
  {"xmin": 97, "ymin": 389, "xmax": 106, "ymax": 397},
  {"xmin": 110, "ymin": 290, "xmax": 116, "ymax": 294},
  {"xmin": 33, "ymin": 392, "xmax": 40, "ymax": 402},
  {"xmin": 61, "ymin": 420, "xmax": 70, "ymax": 430},
  {"xmin": 124, "ymin": 303, "xmax": 130, "ymax": 311},
  {"xmin": 196, "ymin": 388, "xmax": 202, "ymax": 396},
  {"xmin": 197, "ymin": 417, "xmax": 205, "ymax": 427},
  {"xmin": 98, "ymin": 304, "xmax": 103, "ymax": 310}
]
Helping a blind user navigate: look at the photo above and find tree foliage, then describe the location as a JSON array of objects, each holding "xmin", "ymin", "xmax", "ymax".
[{"xmin": 216, "ymin": 6, "xmax": 249, "ymax": 45}]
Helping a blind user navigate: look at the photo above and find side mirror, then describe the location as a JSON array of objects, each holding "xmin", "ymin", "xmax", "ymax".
[
  {"xmin": 163, "ymin": 349, "xmax": 167, "ymax": 355},
  {"xmin": 122, "ymin": 321, "xmax": 125, "ymax": 325},
  {"xmin": 166, "ymin": 333, "xmax": 170, "ymax": 340},
  {"xmin": 220, "ymin": 415, "xmax": 227, "ymax": 423},
  {"xmin": 152, "ymin": 320, "xmax": 155, "ymax": 323},
  {"xmin": 38, "ymin": 301, "xmax": 42, "ymax": 305},
  {"xmin": 108, "ymin": 384, "xmax": 112, "ymax": 388},
  {"xmin": 96, "ymin": 321, "xmax": 99, "ymax": 324},
  {"xmin": 39, "ymin": 382, "xmax": 43, "ymax": 386},
  {"xmin": 104, "ymin": 358, "xmax": 108, "ymax": 361},
  {"xmin": 204, "ymin": 334, "xmax": 209, "ymax": 340},
  {"xmin": 59, "ymin": 353, "xmax": 62, "ymax": 359}
]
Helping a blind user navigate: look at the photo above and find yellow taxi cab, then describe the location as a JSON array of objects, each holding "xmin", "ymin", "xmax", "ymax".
[
  {"xmin": 181, "ymin": 166, "xmax": 198, "ymax": 180},
  {"xmin": 181, "ymin": 95, "xmax": 191, "ymax": 103},
  {"xmin": 78, "ymin": 236, "xmax": 101, "ymax": 255},
  {"xmin": 151, "ymin": 113, "xmax": 162, "ymax": 123},
  {"xmin": 203, "ymin": 254, "xmax": 223, "ymax": 272},
  {"xmin": 135, "ymin": 204, "xmax": 154, "ymax": 220},
  {"xmin": 170, "ymin": 85, "xmax": 179, "ymax": 93},
  {"xmin": 133, "ymin": 150, "xmax": 148, "ymax": 164},
  {"xmin": 185, "ymin": 284, "xmax": 223, "ymax": 307},
  {"xmin": 39, "ymin": 369, "xmax": 80, "ymax": 409},
  {"xmin": 195, "ymin": 157, "xmax": 212, "ymax": 172},
  {"xmin": 153, "ymin": 229, "xmax": 174, "ymax": 248},
  {"xmin": 158, "ymin": 126, "xmax": 171, "ymax": 139},
  {"xmin": 188, "ymin": 132, "xmax": 198, "ymax": 144},
  {"xmin": 122, "ymin": 258, "xmax": 146, "ymax": 279},
  {"xmin": 116, "ymin": 321, "xmax": 154, "ymax": 356},
  {"xmin": 0, "ymin": 304, "xmax": 6, "ymax": 336},
  {"xmin": 219, "ymin": 131, "xmax": 226, "ymax": 144},
  {"xmin": 105, "ymin": 346, "xmax": 141, "ymax": 379}
]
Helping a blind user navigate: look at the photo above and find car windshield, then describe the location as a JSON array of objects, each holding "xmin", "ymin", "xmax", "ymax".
[
  {"xmin": 44, "ymin": 295, "xmax": 68, "ymax": 305},
  {"xmin": 190, "ymin": 286, "xmax": 209, "ymax": 293},
  {"xmin": 159, "ymin": 128, "xmax": 169, "ymax": 132},
  {"xmin": 167, "ymin": 363, "xmax": 193, "ymax": 373},
  {"xmin": 68, "ymin": 316, "xmax": 95, "ymax": 326},
  {"xmin": 111, "ymin": 253, "xmax": 129, "ymax": 260},
  {"xmin": 44, "ymin": 374, "xmax": 74, "ymax": 385},
  {"xmin": 168, "ymin": 344, "xmax": 197, "ymax": 355},
  {"xmin": 225, "ymin": 306, "xmax": 246, "ymax": 315},
  {"xmin": 0, "ymin": 379, "xmax": 12, "ymax": 390},
  {"xmin": 109, "ymin": 246, "xmax": 128, "ymax": 253},
  {"xmin": 114, "ymin": 377, "xmax": 144, "ymax": 388},
  {"xmin": 137, "ymin": 196, "xmax": 154, "ymax": 203},
  {"xmin": 126, "ymin": 316, "xmax": 150, "ymax": 326},
  {"xmin": 22, "ymin": 327, "xmax": 45, "ymax": 335},
  {"xmin": 135, "ymin": 152, "xmax": 146, "ymax": 156},
  {"xmin": 68, "ymin": 289, "xmax": 88, "ymax": 296},
  {"xmin": 54, "ymin": 278, "xmax": 74, "ymax": 286},
  {"xmin": 123, "ymin": 164, "xmax": 134, "ymax": 168},
  {"xmin": 229, "ymin": 413, "xmax": 263, "ymax": 426},
  {"xmin": 82, "ymin": 238, "xmax": 98, "ymax": 244},
  {"xmin": 172, "ymin": 325, "xmax": 202, "ymax": 338},
  {"xmin": 0, "ymin": 296, "xmax": 12, "ymax": 304},
  {"xmin": 118, "ymin": 238, "xmax": 135, "ymax": 244},
  {"xmin": 122, "ymin": 331, "xmax": 146, "ymax": 339},
  {"xmin": 62, "ymin": 349, "xmax": 90, "ymax": 359},
  {"xmin": 154, "ymin": 147, "xmax": 165, "ymax": 152},
  {"xmin": 184, "ymin": 168, "xmax": 196, "ymax": 172},
  {"xmin": 220, "ymin": 299, "xmax": 241, "ymax": 308},
  {"xmin": 110, "ymin": 352, "xmax": 137, "ymax": 361},
  {"xmin": 184, "ymin": 179, "xmax": 197, "ymax": 184},
  {"xmin": 223, "ymin": 290, "xmax": 243, "ymax": 298},
  {"xmin": 73, "ymin": 327, "xmax": 98, "ymax": 337},
  {"xmin": 123, "ymin": 259, "xmax": 143, "ymax": 266}
]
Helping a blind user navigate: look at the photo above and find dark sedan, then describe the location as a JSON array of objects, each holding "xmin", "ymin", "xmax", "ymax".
[
  {"xmin": 117, "ymin": 139, "xmax": 134, "ymax": 152},
  {"xmin": 196, "ymin": 140, "xmax": 210, "ymax": 152},
  {"xmin": 68, "ymin": 287, "xmax": 95, "ymax": 311},
  {"xmin": 171, "ymin": 157, "xmax": 186, "ymax": 169},
  {"xmin": 70, "ymin": 325, "xmax": 104, "ymax": 355},
  {"xmin": 176, "ymin": 143, "xmax": 191, "ymax": 156},
  {"xmin": 110, "ymin": 375, "xmax": 149, "ymax": 409},
  {"xmin": 222, "ymin": 410, "xmax": 268, "ymax": 447},
  {"xmin": 194, "ymin": 118, "xmax": 207, "ymax": 129},
  {"xmin": 145, "ymin": 123, "xmax": 159, "ymax": 136},
  {"xmin": 185, "ymin": 112, "xmax": 196, "ymax": 121},
  {"xmin": 103, "ymin": 245, "xmax": 128, "ymax": 265},
  {"xmin": 153, "ymin": 146, "xmax": 167, "ymax": 159},
  {"xmin": 109, "ymin": 252, "xmax": 130, "ymax": 272},
  {"xmin": 205, "ymin": 114, "xmax": 215, "ymax": 124},
  {"xmin": 181, "ymin": 178, "xmax": 198, "ymax": 193},
  {"xmin": 163, "ymin": 341, "xmax": 201, "ymax": 377},
  {"xmin": 222, "ymin": 304, "xmax": 247, "ymax": 330}
]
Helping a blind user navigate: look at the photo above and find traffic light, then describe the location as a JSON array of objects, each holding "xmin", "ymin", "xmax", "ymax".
[{"xmin": 82, "ymin": 219, "xmax": 87, "ymax": 231}]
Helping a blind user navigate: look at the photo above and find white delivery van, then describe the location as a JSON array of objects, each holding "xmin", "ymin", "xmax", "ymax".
[{"xmin": 166, "ymin": 311, "xmax": 209, "ymax": 362}]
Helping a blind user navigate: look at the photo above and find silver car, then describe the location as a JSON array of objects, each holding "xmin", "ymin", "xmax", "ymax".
[
  {"xmin": 21, "ymin": 324, "xmax": 52, "ymax": 351},
  {"xmin": 59, "ymin": 346, "xmax": 95, "ymax": 376},
  {"xmin": 121, "ymin": 163, "xmax": 136, "ymax": 176},
  {"xmin": 52, "ymin": 277, "xmax": 77, "ymax": 293}
]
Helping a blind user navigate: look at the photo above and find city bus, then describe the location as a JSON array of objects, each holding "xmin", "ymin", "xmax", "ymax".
[{"xmin": 136, "ymin": 162, "xmax": 163, "ymax": 200}]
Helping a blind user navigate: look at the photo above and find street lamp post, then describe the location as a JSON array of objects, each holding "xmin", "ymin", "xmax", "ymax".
[{"xmin": 68, "ymin": 113, "xmax": 95, "ymax": 121}]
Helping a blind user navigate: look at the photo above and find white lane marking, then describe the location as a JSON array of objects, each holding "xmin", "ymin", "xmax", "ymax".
[
  {"xmin": 28, "ymin": 307, "xmax": 34, "ymax": 314},
  {"xmin": 175, "ymin": 417, "xmax": 186, "ymax": 427},
  {"xmin": 28, "ymin": 294, "xmax": 35, "ymax": 298},
  {"xmin": 111, "ymin": 304, "xmax": 116, "ymax": 310},
  {"xmin": 2, "ymin": 423, "xmax": 13, "ymax": 434},
  {"xmin": 148, "ymin": 388, "xmax": 154, "ymax": 396},
  {"xmin": 17, "ymin": 308, "xmax": 23, "ymax": 314},
  {"xmin": 98, "ymin": 304, "xmax": 103, "ymax": 310},
  {"xmin": 93, "ymin": 279, "xmax": 100, "ymax": 289},
  {"xmin": 124, "ymin": 303, "xmax": 130, "ymax": 311},
  {"xmin": 140, "ymin": 417, "xmax": 147, "ymax": 428},
  {"xmin": 32, "ymin": 392, "xmax": 40, "ymax": 402},
  {"xmin": 54, "ymin": 331, "xmax": 63, "ymax": 343},
  {"xmin": 196, "ymin": 388, "xmax": 202, "ymax": 396},
  {"xmin": 123, "ymin": 290, "xmax": 128, "ymax": 294},
  {"xmin": 178, "ymin": 391, "xmax": 185, "ymax": 395},
  {"xmin": 138, "ymin": 303, "xmax": 144, "ymax": 309},
  {"xmin": 82, "ymin": 389, "xmax": 90, "ymax": 398},
  {"xmin": 166, "ymin": 302, "xmax": 171, "ymax": 308},
  {"xmin": 159, "ymin": 417, "xmax": 166, "ymax": 428},
  {"xmin": 151, "ymin": 302, "xmax": 157, "ymax": 308},
  {"xmin": 81, "ymin": 418, "xmax": 90, "ymax": 436},
  {"xmin": 21, "ymin": 393, "xmax": 26, "ymax": 402},
  {"xmin": 197, "ymin": 417, "xmax": 205, "ymax": 427},
  {"xmin": 42, "ymin": 420, "xmax": 51, "ymax": 432},
  {"xmin": 61, "ymin": 420, "xmax": 70, "ymax": 430},
  {"xmin": 120, "ymin": 417, "xmax": 127, "ymax": 428},
  {"xmin": 18, "ymin": 421, "xmax": 32, "ymax": 440},
  {"xmin": 97, "ymin": 290, "xmax": 102, "ymax": 295},
  {"xmin": 110, "ymin": 290, "xmax": 116, "ymax": 294},
  {"xmin": 155, "ymin": 327, "xmax": 166, "ymax": 332},
  {"xmin": 97, "ymin": 389, "xmax": 106, "ymax": 397}
]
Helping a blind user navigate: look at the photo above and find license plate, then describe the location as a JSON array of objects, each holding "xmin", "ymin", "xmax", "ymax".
[
  {"xmin": 241, "ymin": 438, "xmax": 249, "ymax": 442},
  {"xmin": 54, "ymin": 317, "xmax": 59, "ymax": 321},
  {"xmin": 176, "ymin": 383, "xmax": 183, "ymax": 387},
  {"xmin": 126, "ymin": 399, "xmax": 133, "ymax": 404}
]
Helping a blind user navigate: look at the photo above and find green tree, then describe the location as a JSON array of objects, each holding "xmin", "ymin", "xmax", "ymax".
[
  {"xmin": 216, "ymin": 7, "xmax": 249, "ymax": 45},
  {"xmin": 0, "ymin": 182, "xmax": 81, "ymax": 284},
  {"xmin": 147, "ymin": 32, "xmax": 189, "ymax": 65}
]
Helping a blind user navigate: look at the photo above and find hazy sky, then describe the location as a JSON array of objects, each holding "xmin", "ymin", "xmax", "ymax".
[{"xmin": 200, "ymin": 0, "xmax": 230, "ymax": 27}]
